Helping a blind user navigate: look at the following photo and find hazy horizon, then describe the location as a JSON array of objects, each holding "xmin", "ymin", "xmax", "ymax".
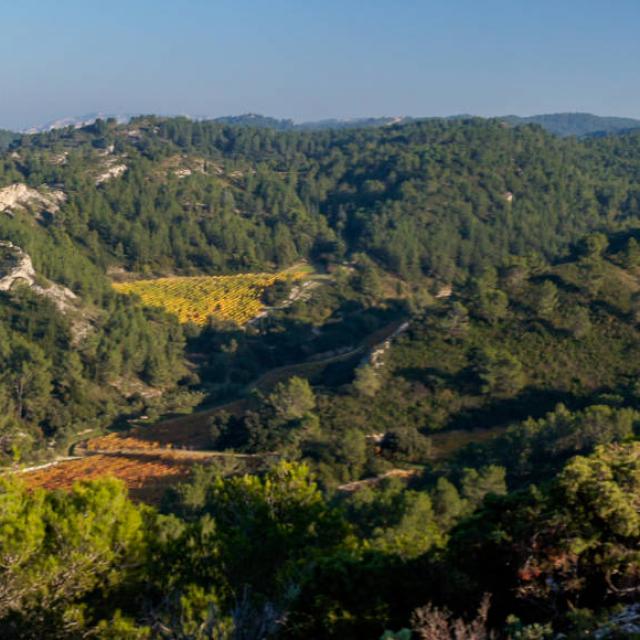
[
  {"xmin": 11, "ymin": 109, "xmax": 640, "ymax": 135},
  {"xmin": 2, "ymin": 0, "xmax": 640, "ymax": 130}
]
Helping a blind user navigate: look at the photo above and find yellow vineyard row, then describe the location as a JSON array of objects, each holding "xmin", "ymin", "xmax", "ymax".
[{"xmin": 112, "ymin": 271, "xmax": 301, "ymax": 325}]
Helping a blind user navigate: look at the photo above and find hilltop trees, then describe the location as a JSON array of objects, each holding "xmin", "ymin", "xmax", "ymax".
[{"xmin": 7, "ymin": 116, "xmax": 640, "ymax": 286}]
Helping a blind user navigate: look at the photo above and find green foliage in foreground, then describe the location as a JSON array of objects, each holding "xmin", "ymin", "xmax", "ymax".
[
  {"xmin": 0, "ymin": 462, "xmax": 347, "ymax": 639},
  {"xmin": 2, "ymin": 444, "xmax": 640, "ymax": 639}
]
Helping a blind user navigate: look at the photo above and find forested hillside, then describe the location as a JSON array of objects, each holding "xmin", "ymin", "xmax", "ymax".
[
  {"xmin": 6, "ymin": 116, "xmax": 640, "ymax": 283},
  {"xmin": 3, "ymin": 117, "xmax": 640, "ymax": 638}
]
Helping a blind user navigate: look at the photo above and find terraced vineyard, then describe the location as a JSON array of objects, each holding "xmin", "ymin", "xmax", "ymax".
[
  {"xmin": 113, "ymin": 269, "xmax": 306, "ymax": 325},
  {"xmin": 23, "ymin": 449, "xmax": 273, "ymax": 503},
  {"xmin": 22, "ymin": 453, "xmax": 193, "ymax": 503}
]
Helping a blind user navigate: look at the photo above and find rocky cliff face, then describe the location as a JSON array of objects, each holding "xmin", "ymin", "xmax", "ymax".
[
  {"xmin": 0, "ymin": 241, "xmax": 90, "ymax": 342},
  {"xmin": 0, "ymin": 241, "xmax": 36, "ymax": 290},
  {"xmin": 0, "ymin": 183, "xmax": 66, "ymax": 217}
]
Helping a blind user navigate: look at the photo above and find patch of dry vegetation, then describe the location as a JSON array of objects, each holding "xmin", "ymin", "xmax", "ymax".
[{"xmin": 22, "ymin": 453, "xmax": 192, "ymax": 503}]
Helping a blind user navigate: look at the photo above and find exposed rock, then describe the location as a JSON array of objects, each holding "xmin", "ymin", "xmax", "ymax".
[
  {"xmin": 50, "ymin": 152, "xmax": 68, "ymax": 166},
  {"xmin": 0, "ymin": 241, "xmax": 36, "ymax": 290},
  {"xmin": 0, "ymin": 183, "xmax": 66, "ymax": 216},
  {"xmin": 96, "ymin": 144, "xmax": 116, "ymax": 156},
  {"xmin": 95, "ymin": 162, "xmax": 127, "ymax": 185},
  {"xmin": 32, "ymin": 281, "xmax": 78, "ymax": 313},
  {"xmin": 0, "ymin": 241, "xmax": 91, "ymax": 343},
  {"xmin": 160, "ymin": 155, "xmax": 209, "ymax": 180},
  {"xmin": 436, "ymin": 285, "xmax": 453, "ymax": 299}
]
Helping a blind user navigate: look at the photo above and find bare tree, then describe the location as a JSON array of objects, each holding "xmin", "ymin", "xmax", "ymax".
[{"xmin": 411, "ymin": 594, "xmax": 493, "ymax": 640}]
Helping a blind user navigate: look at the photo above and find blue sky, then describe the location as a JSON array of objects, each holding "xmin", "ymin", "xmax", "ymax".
[{"xmin": 2, "ymin": 0, "xmax": 639, "ymax": 129}]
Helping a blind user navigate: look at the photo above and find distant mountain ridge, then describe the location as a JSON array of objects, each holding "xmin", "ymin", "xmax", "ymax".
[
  {"xmin": 501, "ymin": 112, "xmax": 640, "ymax": 137},
  {"xmin": 21, "ymin": 112, "xmax": 413, "ymax": 134},
  {"xmin": 19, "ymin": 111, "xmax": 640, "ymax": 137},
  {"xmin": 22, "ymin": 112, "xmax": 134, "ymax": 134},
  {"xmin": 205, "ymin": 112, "xmax": 640, "ymax": 137},
  {"xmin": 201, "ymin": 113, "xmax": 414, "ymax": 130}
]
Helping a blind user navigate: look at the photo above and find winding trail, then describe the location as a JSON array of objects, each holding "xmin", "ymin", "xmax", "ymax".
[
  {"xmin": 111, "ymin": 317, "xmax": 410, "ymax": 449},
  {"xmin": 15, "ymin": 315, "xmax": 508, "ymax": 503},
  {"xmin": 12, "ymin": 318, "xmax": 410, "ymax": 501}
]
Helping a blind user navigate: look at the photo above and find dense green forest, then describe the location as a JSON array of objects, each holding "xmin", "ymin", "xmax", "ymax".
[
  {"xmin": 3, "ymin": 115, "xmax": 640, "ymax": 460},
  {"xmin": 3, "ymin": 117, "xmax": 640, "ymax": 637}
]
